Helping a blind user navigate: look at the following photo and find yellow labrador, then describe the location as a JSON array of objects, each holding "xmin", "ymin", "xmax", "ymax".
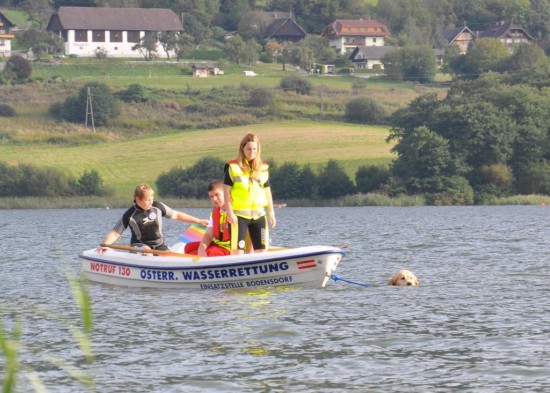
[{"xmin": 388, "ymin": 269, "xmax": 419, "ymax": 286}]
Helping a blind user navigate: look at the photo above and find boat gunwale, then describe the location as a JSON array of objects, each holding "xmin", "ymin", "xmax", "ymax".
[{"xmin": 79, "ymin": 247, "xmax": 345, "ymax": 271}]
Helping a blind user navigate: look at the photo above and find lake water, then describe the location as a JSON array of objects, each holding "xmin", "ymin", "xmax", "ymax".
[{"xmin": 1, "ymin": 206, "xmax": 549, "ymax": 392}]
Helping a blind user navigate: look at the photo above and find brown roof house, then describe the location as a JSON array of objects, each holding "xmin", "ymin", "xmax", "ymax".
[
  {"xmin": 478, "ymin": 20, "xmax": 534, "ymax": 50},
  {"xmin": 442, "ymin": 26, "xmax": 475, "ymax": 54},
  {"xmin": 47, "ymin": 6, "xmax": 183, "ymax": 58},
  {"xmin": 322, "ymin": 19, "xmax": 390, "ymax": 55},
  {"xmin": 264, "ymin": 11, "xmax": 306, "ymax": 42},
  {"xmin": 0, "ymin": 11, "xmax": 16, "ymax": 57}
]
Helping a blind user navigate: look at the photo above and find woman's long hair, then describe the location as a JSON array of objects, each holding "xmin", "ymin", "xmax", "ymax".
[{"xmin": 237, "ymin": 133, "xmax": 263, "ymax": 179}]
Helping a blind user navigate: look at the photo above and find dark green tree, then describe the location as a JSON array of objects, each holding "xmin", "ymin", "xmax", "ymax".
[
  {"xmin": 450, "ymin": 38, "xmax": 509, "ymax": 79},
  {"xmin": 175, "ymin": 32, "xmax": 195, "ymax": 61},
  {"xmin": 391, "ymin": 126, "xmax": 460, "ymax": 195},
  {"xmin": 158, "ymin": 32, "xmax": 178, "ymax": 59},
  {"xmin": 270, "ymin": 162, "xmax": 305, "ymax": 199},
  {"xmin": 388, "ymin": 93, "xmax": 440, "ymax": 141},
  {"xmin": 156, "ymin": 156, "xmax": 225, "ymax": 198},
  {"xmin": 17, "ymin": 28, "xmax": 63, "ymax": 60},
  {"xmin": 224, "ymin": 35, "xmax": 248, "ymax": 65},
  {"xmin": 382, "ymin": 45, "xmax": 436, "ymax": 83},
  {"xmin": 52, "ymin": 82, "xmax": 120, "ymax": 127},
  {"xmin": 132, "ymin": 33, "xmax": 158, "ymax": 61},
  {"xmin": 355, "ymin": 165, "xmax": 390, "ymax": 193},
  {"xmin": 316, "ymin": 160, "xmax": 355, "ymax": 199}
]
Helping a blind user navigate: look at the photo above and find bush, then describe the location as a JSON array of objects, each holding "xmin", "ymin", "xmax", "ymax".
[
  {"xmin": 119, "ymin": 83, "xmax": 147, "ymax": 103},
  {"xmin": 474, "ymin": 163, "xmax": 514, "ymax": 197},
  {"xmin": 426, "ymin": 176, "xmax": 474, "ymax": 205},
  {"xmin": 52, "ymin": 82, "xmax": 120, "ymax": 126},
  {"xmin": 156, "ymin": 156, "xmax": 225, "ymax": 198},
  {"xmin": 94, "ymin": 48, "xmax": 108, "ymax": 59},
  {"xmin": 180, "ymin": 65, "xmax": 194, "ymax": 76},
  {"xmin": 4, "ymin": 55, "xmax": 32, "ymax": 81},
  {"xmin": 248, "ymin": 88, "xmax": 274, "ymax": 107},
  {"xmin": 355, "ymin": 165, "xmax": 390, "ymax": 193},
  {"xmin": 16, "ymin": 164, "xmax": 71, "ymax": 197},
  {"xmin": 0, "ymin": 104, "xmax": 16, "ymax": 117},
  {"xmin": 345, "ymin": 97, "xmax": 387, "ymax": 124},
  {"xmin": 280, "ymin": 75, "xmax": 312, "ymax": 95},
  {"xmin": 73, "ymin": 169, "xmax": 109, "ymax": 196}
]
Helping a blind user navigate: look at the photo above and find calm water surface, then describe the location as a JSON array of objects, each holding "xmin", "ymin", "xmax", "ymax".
[{"xmin": 1, "ymin": 206, "xmax": 549, "ymax": 392}]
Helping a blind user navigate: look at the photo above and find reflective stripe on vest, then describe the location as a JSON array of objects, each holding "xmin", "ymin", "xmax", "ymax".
[
  {"xmin": 228, "ymin": 160, "xmax": 269, "ymax": 219},
  {"xmin": 212, "ymin": 207, "xmax": 231, "ymax": 251}
]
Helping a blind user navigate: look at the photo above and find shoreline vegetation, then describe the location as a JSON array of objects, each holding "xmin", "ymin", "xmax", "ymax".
[{"xmin": 2, "ymin": 193, "xmax": 550, "ymax": 209}]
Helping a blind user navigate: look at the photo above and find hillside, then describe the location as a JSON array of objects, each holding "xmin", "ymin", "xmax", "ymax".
[{"xmin": 0, "ymin": 60, "xmax": 449, "ymax": 198}]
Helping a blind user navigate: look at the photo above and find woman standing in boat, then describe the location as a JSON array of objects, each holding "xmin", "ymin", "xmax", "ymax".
[
  {"xmin": 223, "ymin": 133, "xmax": 276, "ymax": 253},
  {"xmin": 97, "ymin": 183, "xmax": 208, "ymax": 253}
]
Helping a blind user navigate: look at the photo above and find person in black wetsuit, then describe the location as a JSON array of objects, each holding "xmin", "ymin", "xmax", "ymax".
[{"xmin": 97, "ymin": 183, "xmax": 208, "ymax": 253}]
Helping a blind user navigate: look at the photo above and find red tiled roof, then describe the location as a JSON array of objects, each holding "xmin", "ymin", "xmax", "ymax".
[{"xmin": 323, "ymin": 19, "xmax": 390, "ymax": 38}]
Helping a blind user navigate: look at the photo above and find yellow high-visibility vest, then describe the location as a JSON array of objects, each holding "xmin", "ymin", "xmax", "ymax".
[{"xmin": 227, "ymin": 160, "xmax": 269, "ymax": 219}]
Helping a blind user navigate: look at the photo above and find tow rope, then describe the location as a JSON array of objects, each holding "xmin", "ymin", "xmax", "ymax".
[{"xmin": 330, "ymin": 274, "xmax": 371, "ymax": 288}]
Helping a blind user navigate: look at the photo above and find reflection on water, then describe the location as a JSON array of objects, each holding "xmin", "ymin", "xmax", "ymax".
[{"xmin": 1, "ymin": 206, "xmax": 549, "ymax": 392}]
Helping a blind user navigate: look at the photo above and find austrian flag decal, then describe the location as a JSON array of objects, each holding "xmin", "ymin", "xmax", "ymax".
[{"xmin": 296, "ymin": 259, "xmax": 318, "ymax": 270}]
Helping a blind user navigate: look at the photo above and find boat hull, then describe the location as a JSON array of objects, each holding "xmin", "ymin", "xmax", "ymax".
[{"xmin": 79, "ymin": 246, "xmax": 344, "ymax": 289}]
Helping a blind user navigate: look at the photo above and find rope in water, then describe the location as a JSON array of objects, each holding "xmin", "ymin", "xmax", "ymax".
[{"xmin": 330, "ymin": 274, "xmax": 371, "ymax": 287}]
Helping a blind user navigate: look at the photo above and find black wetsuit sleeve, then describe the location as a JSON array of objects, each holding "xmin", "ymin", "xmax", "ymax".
[{"xmin": 113, "ymin": 206, "xmax": 133, "ymax": 234}]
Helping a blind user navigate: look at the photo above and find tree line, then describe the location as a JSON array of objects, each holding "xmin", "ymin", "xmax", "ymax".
[
  {"xmin": 384, "ymin": 60, "xmax": 550, "ymax": 204},
  {"xmin": 0, "ymin": 162, "xmax": 112, "ymax": 197},
  {"xmin": 156, "ymin": 156, "xmax": 378, "ymax": 201}
]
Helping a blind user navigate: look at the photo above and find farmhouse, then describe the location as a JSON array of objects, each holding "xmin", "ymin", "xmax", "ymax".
[
  {"xmin": 443, "ymin": 26, "xmax": 475, "ymax": 54},
  {"xmin": 0, "ymin": 11, "xmax": 15, "ymax": 57},
  {"xmin": 477, "ymin": 20, "xmax": 534, "ymax": 50},
  {"xmin": 322, "ymin": 19, "xmax": 390, "ymax": 55},
  {"xmin": 46, "ymin": 7, "xmax": 183, "ymax": 58},
  {"xmin": 263, "ymin": 11, "xmax": 306, "ymax": 42}
]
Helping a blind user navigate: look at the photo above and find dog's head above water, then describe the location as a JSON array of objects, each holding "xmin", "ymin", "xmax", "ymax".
[{"xmin": 388, "ymin": 269, "xmax": 419, "ymax": 286}]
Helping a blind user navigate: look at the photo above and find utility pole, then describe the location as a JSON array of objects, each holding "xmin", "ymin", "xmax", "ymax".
[{"xmin": 85, "ymin": 87, "xmax": 96, "ymax": 133}]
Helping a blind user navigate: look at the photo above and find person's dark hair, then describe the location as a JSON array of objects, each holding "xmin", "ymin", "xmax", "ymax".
[{"xmin": 207, "ymin": 179, "xmax": 223, "ymax": 192}]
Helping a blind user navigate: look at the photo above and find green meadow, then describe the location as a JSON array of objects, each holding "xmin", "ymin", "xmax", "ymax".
[
  {"xmin": 0, "ymin": 120, "xmax": 395, "ymax": 197},
  {"xmin": 1, "ymin": 59, "xmax": 450, "ymax": 202}
]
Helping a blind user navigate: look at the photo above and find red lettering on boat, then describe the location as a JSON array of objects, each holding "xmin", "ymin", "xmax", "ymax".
[{"xmin": 90, "ymin": 262, "xmax": 116, "ymax": 274}]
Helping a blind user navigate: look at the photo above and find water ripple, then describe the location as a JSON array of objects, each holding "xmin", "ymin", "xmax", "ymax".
[{"xmin": 1, "ymin": 207, "xmax": 549, "ymax": 392}]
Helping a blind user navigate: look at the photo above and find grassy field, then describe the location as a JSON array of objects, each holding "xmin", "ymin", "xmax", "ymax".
[
  {"xmin": 0, "ymin": 120, "xmax": 395, "ymax": 197},
  {"xmin": 1, "ymin": 58, "xmax": 448, "ymax": 201}
]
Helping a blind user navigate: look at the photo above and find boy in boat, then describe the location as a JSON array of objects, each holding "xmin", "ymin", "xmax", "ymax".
[
  {"xmin": 97, "ymin": 183, "xmax": 208, "ymax": 253},
  {"xmin": 184, "ymin": 180, "xmax": 232, "ymax": 257}
]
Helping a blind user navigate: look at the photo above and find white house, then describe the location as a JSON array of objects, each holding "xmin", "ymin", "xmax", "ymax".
[
  {"xmin": 0, "ymin": 12, "xmax": 15, "ymax": 57},
  {"xmin": 46, "ymin": 7, "xmax": 183, "ymax": 58},
  {"xmin": 322, "ymin": 19, "xmax": 390, "ymax": 55},
  {"xmin": 349, "ymin": 46, "xmax": 396, "ymax": 70}
]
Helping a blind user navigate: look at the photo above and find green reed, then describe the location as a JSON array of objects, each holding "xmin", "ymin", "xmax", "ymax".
[{"xmin": 0, "ymin": 268, "xmax": 95, "ymax": 392}]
